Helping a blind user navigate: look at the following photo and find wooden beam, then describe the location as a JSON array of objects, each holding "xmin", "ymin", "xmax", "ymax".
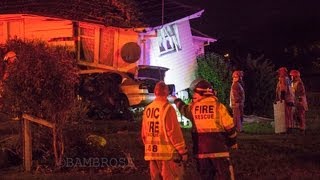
[
  {"xmin": 23, "ymin": 119, "xmax": 32, "ymax": 172},
  {"xmin": 77, "ymin": 61, "xmax": 117, "ymax": 71},
  {"xmin": 22, "ymin": 114, "xmax": 55, "ymax": 129}
]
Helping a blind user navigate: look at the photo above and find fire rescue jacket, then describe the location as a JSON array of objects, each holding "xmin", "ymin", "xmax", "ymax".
[
  {"xmin": 142, "ymin": 99, "xmax": 187, "ymax": 160},
  {"xmin": 175, "ymin": 96, "xmax": 237, "ymax": 159}
]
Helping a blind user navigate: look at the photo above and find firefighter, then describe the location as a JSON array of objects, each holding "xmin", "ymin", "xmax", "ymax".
[
  {"xmin": 0, "ymin": 51, "xmax": 19, "ymax": 116},
  {"xmin": 174, "ymin": 79, "xmax": 237, "ymax": 180},
  {"xmin": 238, "ymin": 70, "xmax": 245, "ymax": 88},
  {"xmin": 275, "ymin": 67, "xmax": 295, "ymax": 132},
  {"xmin": 141, "ymin": 81, "xmax": 188, "ymax": 180},
  {"xmin": 2, "ymin": 51, "xmax": 17, "ymax": 81},
  {"xmin": 289, "ymin": 70, "xmax": 308, "ymax": 134},
  {"xmin": 230, "ymin": 70, "xmax": 245, "ymax": 132},
  {"xmin": 0, "ymin": 51, "xmax": 17, "ymax": 107}
]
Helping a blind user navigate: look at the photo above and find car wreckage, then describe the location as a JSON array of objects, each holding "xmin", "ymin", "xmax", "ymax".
[{"xmin": 78, "ymin": 65, "xmax": 175, "ymax": 120}]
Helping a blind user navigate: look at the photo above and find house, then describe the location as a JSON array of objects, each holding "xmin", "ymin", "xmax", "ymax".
[{"xmin": 0, "ymin": 0, "xmax": 215, "ymax": 95}]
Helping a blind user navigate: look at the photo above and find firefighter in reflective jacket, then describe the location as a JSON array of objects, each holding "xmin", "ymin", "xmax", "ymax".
[
  {"xmin": 141, "ymin": 81, "xmax": 188, "ymax": 180},
  {"xmin": 290, "ymin": 69, "xmax": 308, "ymax": 133},
  {"xmin": 174, "ymin": 79, "xmax": 237, "ymax": 180}
]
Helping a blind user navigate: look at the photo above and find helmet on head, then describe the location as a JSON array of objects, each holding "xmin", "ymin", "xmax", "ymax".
[
  {"xmin": 289, "ymin": 70, "xmax": 300, "ymax": 77},
  {"xmin": 3, "ymin": 51, "xmax": 17, "ymax": 62},
  {"xmin": 192, "ymin": 79, "xmax": 214, "ymax": 96},
  {"xmin": 154, "ymin": 81, "xmax": 169, "ymax": 97},
  {"xmin": 232, "ymin": 71, "xmax": 241, "ymax": 78},
  {"xmin": 277, "ymin": 67, "xmax": 288, "ymax": 77}
]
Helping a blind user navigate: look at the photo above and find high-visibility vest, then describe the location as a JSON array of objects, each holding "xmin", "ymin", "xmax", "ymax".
[{"xmin": 143, "ymin": 101, "xmax": 176, "ymax": 160}]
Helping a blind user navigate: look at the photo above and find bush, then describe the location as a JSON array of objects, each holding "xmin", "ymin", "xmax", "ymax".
[
  {"xmin": 196, "ymin": 53, "xmax": 232, "ymax": 107},
  {"xmin": 241, "ymin": 54, "xmax": 277, "ymax": 117},
  {"xmin": 1, "ymin": 39, "xmax": 79, "ymax": 167},
  {"xmin": 197, "ymin": 52, "xmax": 277, "ymax": 118},
  {"xmin": 2, "ymin": 39, "xmax": 78, "ymax": 119}
]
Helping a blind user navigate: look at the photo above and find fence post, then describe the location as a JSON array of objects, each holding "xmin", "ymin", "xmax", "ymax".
[{"xmin": 23, "ymin": 118, "xmax": 32, "ymax": 172}]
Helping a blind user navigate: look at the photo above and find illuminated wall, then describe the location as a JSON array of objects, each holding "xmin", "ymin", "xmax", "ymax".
[
  {"xmin": 0, "ymin": 14, "xmax": 74, "ymax": 47},
  {"xmin": 142, "ymin": 20, "xmax": 197, "ymax": 92}
]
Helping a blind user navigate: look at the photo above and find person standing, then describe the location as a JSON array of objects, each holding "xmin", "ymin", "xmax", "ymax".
[
  {"xmin": 2, "ymin": 51, "xmax": 17, "ymax": 81},
  {"xmin": 230, "ymin": 70, "xmax": 245, "ymax": 132},
  {"xmin": 141, "ymin": 81, "xmax": 188, "ymax": 180},
  {"xmin": 174, "ymin": 79, "xmax": 237, "ymax": 180},
  {"xmin": 275, "ymin": 67, "xmax": 295, "ymax": 132},
  {"xmin": 289, "ymin": 70, "xmax": 308, "ymax": 134},
  {"xmin": 0, "ymin": 51, "xmax": 17, "ymax": 109}
]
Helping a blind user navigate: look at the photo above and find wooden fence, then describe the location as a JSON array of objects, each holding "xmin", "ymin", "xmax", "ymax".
[{"xmin": 22, "ymin": 114, "xmax": 55, "ymax": 172}]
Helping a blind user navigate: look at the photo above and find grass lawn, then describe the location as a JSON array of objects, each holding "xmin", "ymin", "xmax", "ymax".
[{"xmin": 0, "ymin": 107, "xmax": 320, "ymax": 180}]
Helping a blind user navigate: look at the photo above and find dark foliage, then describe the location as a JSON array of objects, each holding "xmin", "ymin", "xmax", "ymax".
[
  {"xmin": 1, "ymin": 39, "xmax": 79, "ymax": 122},
  {"xmin": 196, "ymin": 53, "xmax": 232, "ymax": 108},
  {"xmin": 233, "ymin": 54, "xmax": 277, "ymax": 117}
]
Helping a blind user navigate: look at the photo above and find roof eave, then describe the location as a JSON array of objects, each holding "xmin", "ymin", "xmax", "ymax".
[
  {"xmin": 137, "ymin": 9, "xmax": 204, "ymax": 31},
  {"xmin": 193, "ymin": 35, "xmax": 217, "ymax": 43}
]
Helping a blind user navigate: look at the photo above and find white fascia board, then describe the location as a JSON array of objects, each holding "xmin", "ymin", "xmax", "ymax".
[
  {"xmin": 136, "ymin": 9, "xmax": 205, "ymax": 34},
  {"xmin": 193, "ymin": 35, "xmax": 217, "ymax": 43}
]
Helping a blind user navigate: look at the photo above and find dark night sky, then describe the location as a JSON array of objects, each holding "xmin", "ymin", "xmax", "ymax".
[{"xmin": 179, "ymin": 0, "xmax": 320, "ymax": 61}]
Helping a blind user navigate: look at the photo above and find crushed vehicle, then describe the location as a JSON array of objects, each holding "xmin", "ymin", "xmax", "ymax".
[{"xmin": 78, "ymin": 65, "xmax": 175, "ymax": 120}]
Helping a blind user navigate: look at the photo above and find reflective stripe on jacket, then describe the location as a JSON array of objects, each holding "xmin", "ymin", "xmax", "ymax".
[{"xmin": 142, "ymin": 100, "xmax": 181, "ymax": 160}]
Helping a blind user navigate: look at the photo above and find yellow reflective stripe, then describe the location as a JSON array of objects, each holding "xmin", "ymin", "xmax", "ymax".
[
  {"xmin": 196, "ymin": 152, "xmax": 230, "ymax": 158},
  {"xmin": 229, "ymin": 132, "xmax": 237, "ymax": 138},
  {"xmin": 145, "ymin": 152, "xmax": 173, "ymax": 160},
  {"xmin": 196, "ymin": 128, "xmax": 224, "ymax": 133},
  {"xmin": 174, "ymin": 142, "xmax": 186, "ymax": 149},
  {"xmin": 225, "ymin": 124, "xmax": 235, "ymax": 130},
  {"xmin": 144, "ymin": 140, "xmax": 172, "ymax": 145}
]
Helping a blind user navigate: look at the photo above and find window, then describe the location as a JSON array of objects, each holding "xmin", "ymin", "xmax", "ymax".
[
  {"xmin": 79, "ymin": 25, "xmax": 115, "ymax": 66},
  {"xmin": 0, "ymin": 22, "xmax": 4, "ymax": 44},
  {"xmin": 99, "ymin": 29, "xmax": 115, "ymax": 66},
  {"xmin": 157, "ymin": 24, "xmax": 182, "ymax": 56},
  {"xmin": 79, "ymin": 26, "xmax": 95, "ymax": 62},
  {"xmin": 8, "ymin": 20, "xmax": 23, "ymax": 39}
]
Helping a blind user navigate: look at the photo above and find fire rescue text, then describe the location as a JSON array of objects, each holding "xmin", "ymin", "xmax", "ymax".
[{"xmin": 194, "ymin": 105, "xmax": 215, "ymax": 119}]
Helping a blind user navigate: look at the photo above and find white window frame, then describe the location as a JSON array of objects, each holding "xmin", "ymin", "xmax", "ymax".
[{"xmin": 157, "ymin": 24, "xmax": 182, "ymax": 56}]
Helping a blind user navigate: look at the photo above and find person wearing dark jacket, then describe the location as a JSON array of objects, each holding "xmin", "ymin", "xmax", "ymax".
[
  {"xmin": 290, "ymin": 70, "xmax": 308, "ymax": 134},
  {"xmin": 174, "ymin": 79, "xmax": 237, "ymax": 180},
  {"xmin": 230, "ymin": 71, "xmax": 245, "ymax": 132},
  {"xmin": 275, "ymin": 67, "xmax": 295, "ymax": 132}
]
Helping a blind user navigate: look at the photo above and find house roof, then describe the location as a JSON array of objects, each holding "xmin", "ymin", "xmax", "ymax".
[{"xmin": 0, "ymin": 0, "xmax": 202, "ymax": 28}]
